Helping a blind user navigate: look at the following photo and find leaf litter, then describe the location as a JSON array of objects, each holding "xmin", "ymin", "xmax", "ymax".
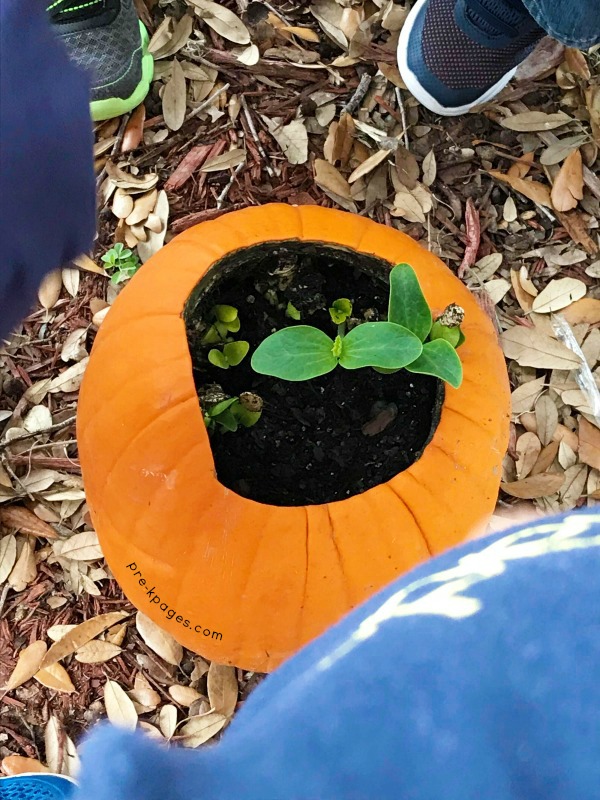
[{"xmin": 1, "ymin": 0, "xmax": 600, "ymax": 774}]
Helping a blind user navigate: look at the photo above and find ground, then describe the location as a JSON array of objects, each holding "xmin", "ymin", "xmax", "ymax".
[{"xmin": 0, "ymin": 0, "xmax": 599, "ymax": 777}]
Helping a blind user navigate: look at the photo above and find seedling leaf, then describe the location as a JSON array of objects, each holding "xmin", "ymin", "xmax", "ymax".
[
  {"xmin": 215, "ymin": 305, "xmax": 238, "ymax": 324},
  {"xmin": 286, "ymin": 302, "xmax": 301, "ymax": 321},
  {"xmin": 329, "ymin": 298, "xmax": 353, "ymax": 324},
  {"xmin": 429, "ymin": 320, "xmax": 460, "ymax": 347},
  {"xmin": 340, "ymin": 322, "xmax": 422, "ymax": 370},
  {"xmin": 252, "ymin": 326, "xmax": 337, "ymax": 381},
  {"xmin": 406, "ymin": 339, "xmax": 463, "ymax": 388},
  {"xmin": 223, "ymin": 341, "xmax": 249, "ymax": 366},
  {"xmin": 208, "ymin": 349, "xmax": 229, "ymax": 369},
  {"xmin": 388, "ymin": 264, "xmax": 432, "ymax": 342}
]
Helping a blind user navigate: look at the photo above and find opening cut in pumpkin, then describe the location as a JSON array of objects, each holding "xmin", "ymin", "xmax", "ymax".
[{"xmin": 184, "ymin": 241, "xmax": 444, "ymax": 507}]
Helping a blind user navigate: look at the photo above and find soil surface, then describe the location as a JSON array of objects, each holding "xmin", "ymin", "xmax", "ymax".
[{"xmin": 186, "ymin": 243, "xmax": 442, "ymax": 506}]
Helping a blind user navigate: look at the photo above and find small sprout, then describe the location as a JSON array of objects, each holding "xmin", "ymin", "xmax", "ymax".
[
  {"xmin": 429, "ymin": 320, "xmax": 460, "ymax": 348},
  {"xmin": 208, "ymin": 341, "xmax": 250, "ymax": 369},
  {"xmin": 101, "ymin": 243, "xmax": 141, "ymax": 285},
  {"xmin": 329, "ymin": 298, "xmax": 353, "ymax": 325},
  {"xmin": 286, "ymin": 301, "xmax": 301, "ymax": 321},
  {"xmin": 203, "ymin": 394, "xmax": 262, "ymax": 434},
  {"xmin": 251, "ymin": 263, "xmax": 465, "ymax": 388},
  {"xmin": 202, "ymin": 305, "xmax": 241, "ymax": 344}
]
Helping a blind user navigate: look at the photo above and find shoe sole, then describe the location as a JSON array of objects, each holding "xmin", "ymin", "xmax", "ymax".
[
  {"xmin": 90, "ymin": 21, "xmax": 154, "ymax": 121},
  {"xmin": 397, "ymin": 0, "xmax": 516, "ymax": 117}
]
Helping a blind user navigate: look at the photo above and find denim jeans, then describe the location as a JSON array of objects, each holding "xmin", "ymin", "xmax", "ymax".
[{"xmin": 524, "ymin": 0, "xmax": 600, "ymax": 48}]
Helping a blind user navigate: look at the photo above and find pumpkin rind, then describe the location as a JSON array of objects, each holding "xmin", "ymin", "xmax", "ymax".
[{"xmin": 78, "ymin": 204, "xmax": 510, "ymax": 672}]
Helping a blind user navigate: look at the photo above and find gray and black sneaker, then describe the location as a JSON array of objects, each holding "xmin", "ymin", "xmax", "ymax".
[
  {"xmin": 398, "ymin": 0, "xmax": 545, "ymax": 116},
  {"xmin": 49, "ymin": 0, "xmax": 153, "ymax": 121}
]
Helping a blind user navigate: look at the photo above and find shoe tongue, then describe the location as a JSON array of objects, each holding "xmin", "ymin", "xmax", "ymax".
[{"xmin": 459, "ymin": 0, "xmax": 528, "ymax": 40}]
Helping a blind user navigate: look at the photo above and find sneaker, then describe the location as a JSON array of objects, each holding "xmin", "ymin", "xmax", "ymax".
[
  {"xmin": 397, "ymin": 0, "xmax": 545, "ymax": 116},
  {"xmin": 48, "ymin": 0, "xmax": 154, "ymax": 122},
  {"xmin": 0, "ymin": 773, "xmax": 77, "ymax": 799}
]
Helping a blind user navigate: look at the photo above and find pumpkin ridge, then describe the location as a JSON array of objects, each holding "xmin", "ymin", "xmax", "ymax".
[
  {"xmin": 384, "ymin": 483, "xmax": 434, "ymax": 556},
  {"xmin": 325, "ymin": 504, "xmax": 353, "ymax": 609},
  {"xmin": 99, "ymin": 393, "xmax": 201, "ymax": 488},
  {"xmin": 441, "ymin": 404, "xmax": 506, "ymax": 447},
  {"xmin": 300, "ymin": 507, "xmax": 311, "ymax": 644}
]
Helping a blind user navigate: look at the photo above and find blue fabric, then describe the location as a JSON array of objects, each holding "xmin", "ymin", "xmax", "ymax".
[
  {"xmin": 523, "ymin": 0, "xmax": 600, "ymax": 48},
  {"xmin": 0, "ymin": 0, "xmax": 95, "ymax": 340},
  {"xmin": 75, "ymin": 509, "xmax": 600, "ymax": 800}
]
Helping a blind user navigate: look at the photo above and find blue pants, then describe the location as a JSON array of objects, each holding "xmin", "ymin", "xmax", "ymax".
[{"xmin": 523, "ymin": 0, "xmax": 600, "ymax": 48}]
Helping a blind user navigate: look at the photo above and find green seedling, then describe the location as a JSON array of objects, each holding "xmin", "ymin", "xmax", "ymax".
[
  {"xmin": 286, "ymin": 301, "xmax": 301, "ymax": 321},
  {"xmin": 204, "ymin": 394, "xmax": 262, "ymax": 433},
  {"xmin": 251, "ymin": 263, "xmax": 464, "ymax": 388},
  {"xmin": 101, "ymin": 243, "xmax": 141, "ymax": 284},
  {"xmin": 202, "ymin": 305, "xmax": 242, "ymax": 344},
  {"xmin": 208, "ymin": 340, "xmax": 249, "ymax": 369},
  {"xmin": 329, "ymin": 298, "xmax": 352, "ymax": 325}
]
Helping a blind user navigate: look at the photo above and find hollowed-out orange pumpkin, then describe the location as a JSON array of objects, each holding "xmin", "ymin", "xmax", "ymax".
[{"xmin": 78, "ymin": 204, "xmax": 510, "ymax": 673}]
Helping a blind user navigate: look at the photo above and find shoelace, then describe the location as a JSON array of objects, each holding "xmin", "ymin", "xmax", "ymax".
[{"xmin": 47, "ymin": 0, "xmax": 113, "ymax": 23}]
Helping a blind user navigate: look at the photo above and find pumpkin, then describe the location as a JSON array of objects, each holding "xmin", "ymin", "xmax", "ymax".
[{"xmin": 78, "ymin": 204, "xmax": 510, "ymax": 673}]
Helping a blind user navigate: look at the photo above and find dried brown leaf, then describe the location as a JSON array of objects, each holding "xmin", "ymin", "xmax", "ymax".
[
  {"xmin": 163, "ymin": 59, "xmax": 187, "ymax": 132},
  {"xmin": 8, "ymin": 539, "xmax": 36, "ymax": 592},
  {"xmin": 191, "ymin": 0, "xmax": 250, "ymax": 44},
  {"xmin": 40, "ymin": 611, "xmax": 129, "ymax": 670},
  {"xmin": 34, "ymin": 662, "xmax": 75, "ymax": 693},
  {"xmin": 159, "ymin": 704, "xmax": 178, "ymax": 738},
  {"xmin": 515, "ymin": 432, "xmax": 542, "ymax": 480},
  {"xmin": 314, "ymin": 159, "xmax": 352, "ymax": 199},
  {"xmin": 177, "ymin": 711, "xmax": 227, "ymax": 748},
  {"xmin": 535, "ymin": 395, "xmax": 559, "ymax": 446},
  {"xmin": 207, "ymin": 663, "xmax": 238, "ymax": 717},
  {"xmin": 38, "ymin": 270, "xmax": 62, "ymax": 310},
  {"xmin": 104, "ymin": 680, "xmax": 138, "ymax": 730},
  {"xmin": 0, "ymin": 506, "xmax": 58, "ymax": 539},
  {"xmin": 564, "ymin": 48, "xmax": 591, "ymax": 80},
  {"xmin": 532, "ymin": 277, "xmax": 587, "ymax": 314},
  {"xmin": 551, "ymin": 148, "xmax": 583, "ymax": 212},
  {"xmin": 500, "ymin": 111, "xmax": 573, "ymax": 132},
  {"xmin": 3, "ymin": 641, "xmax": 47, "ymax": 691},
  {"xmin": 488, "ymin": 169, "xmax": 552, "ymax": 207},
  {"xmin": 136, "ymin": 611, "xmax": 183, "ymax": 666},
  {"xmin": 501, "ymin": 326, "xmax": 582, "ymax": 369},
  {"xmin": 579, "ymin": 417, "xmax": 600, "ymax": 471},
  {"xmin": 126, "ymin": 189, "xmax": 158, "ymax": 227},
  {"xmin": 559, "ymin": 463, "xmax": 588, "ymax": 511},
  {"xmin": 458, "ymin": 199, "xmax": 480, "ymax": 278},
  {"xmin": 511, "ymin": 376, "xmax": 546, "ymax": 417},
  {"xmin": 560, "ymin": 298, "xmax": 600, "ymax": 326},
  {"xmin": 501, "ymin": 473, "xmax": 564, "ymax": 499},
  {"xmin": 201, "ymin": 148, "xmax": 246, "ymax": 172},
  {"xmin": 531, "ymin": 440, "xmax": 561, "ymax": 476},
  {"xmin": 0, "ymin": 535, "xmax": 17, "ymax": 583}
]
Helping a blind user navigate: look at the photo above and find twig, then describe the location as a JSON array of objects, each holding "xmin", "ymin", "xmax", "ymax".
[
  {"xmin": 263, "ymin": 1, "xmax": 292, "ymax": 25},
  {"xmin": 395, "ymin": 87, "xmax": 410, "ymax": 150},
  {"xmin": 185, "ymin": 83, "xmax": 230, "ymax": 123},
  {"xmin": 241, "ymin": 96, "xmax": 275, "ymax": 177},
  {"xmin": 0, "ymin": 417, "xmax": 77, "ymax": 453},
  {"xmin": 344, "ymin": 73, "xmax": 372, "ymax": 115},
  {"xmin": 217, "ymin": 162, "xmax": 246, "ymax": 209},
  {"xmin": 0, "ymin": 583, "xmax": 10, "ymax": 619}
]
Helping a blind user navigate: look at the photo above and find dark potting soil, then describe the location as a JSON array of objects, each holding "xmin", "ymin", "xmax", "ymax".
[{"xmin": 185, "ymin": 242, "xmax": 443, "ymax": 506}]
